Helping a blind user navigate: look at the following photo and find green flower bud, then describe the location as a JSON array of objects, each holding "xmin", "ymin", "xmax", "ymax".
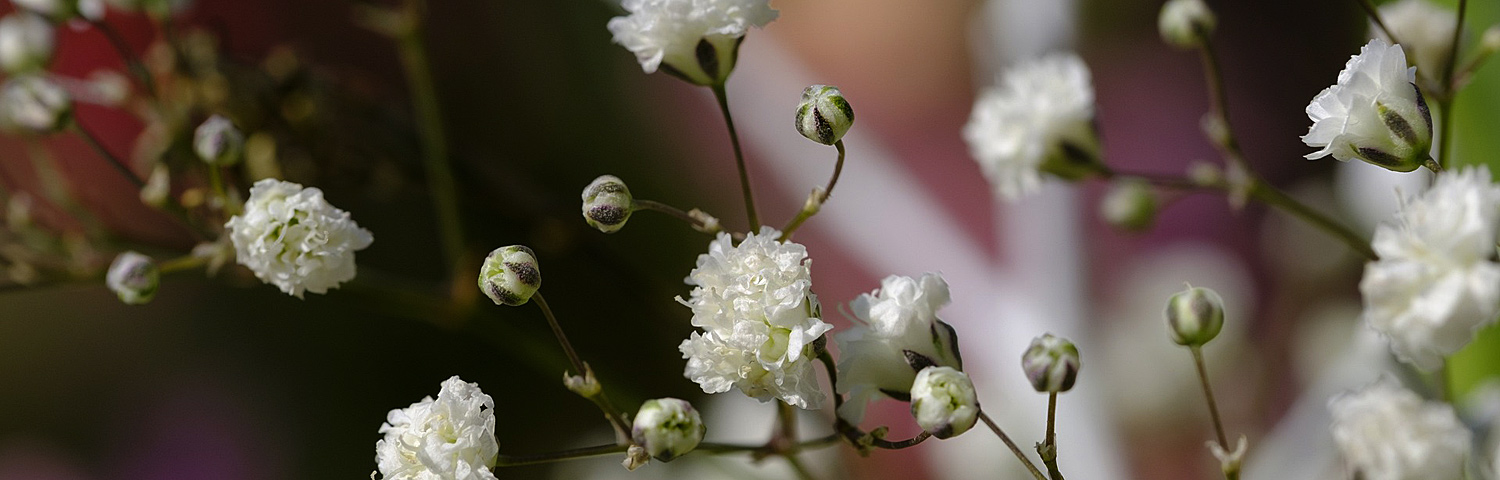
[
  {"xmin": 911, "ymin": 366, "xmax": 979, "ymax": 439},
  {"xmin": 0, "ymin": 12, "xmax": 55, "ymax": 74},
  {"xmin": 194, "ymin": 115, "xmax": 245, "ymax": 166},
  {"xmin": 631, "ymin": 398, "xmax": 705, "ymax": 462},
  {"xmin": 1101, "ymin": 179, "xmax": 1158, "ymax": 232},
  {"xmin": 1159, "ymin": 0, "xmax": 1216, "ymax": 49},
  {"xmin": 107, "ymin": 251, "xmax": 158, "ymax": 305},
  {"xmin": 795, "ymin": 85, "xmax": 854, "ymax": 145},
  {"xmin": 1166, "ymin": 285, "xmax": 1225, "ymax": 347},
  {"xmin": 478, "ymin": 245, "xmax": 540, "ymax": 306},
  {"xmin": 1021, "ymin": 333, "xmax": 1081, "ymax": 393},
  {"xmin": 581, "ymin": 175, "xmax": 634, "ymax": 233}
]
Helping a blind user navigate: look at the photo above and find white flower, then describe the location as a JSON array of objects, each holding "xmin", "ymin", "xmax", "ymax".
[
  {"xmin": 1158, "ymin": 0, "xmax": 1216, "ymax": 49},
  {"xmin": 1303, "ymin": 39, "xmax": 1433, "ymax": 172},
  {"xmin": 963, "ymin": 53, "xmax": 1100, "ymax": 201},
  {"xmin": 1329, "ymin": 376, "xmax": 1471, "ymax": 480},
  {"xmin": 1361, "ymin": 166, "xmax": 1500, "ymax": 371},
  {"xmin": 1376, "ymin": 0, "xmax": 1457, "ymax": 80},
  {"xmin": 678, "ymin": 226, "xmax": 832, "ymax": 409},
  {"xmin": 0, "ymin": 74, "xmax": 69, "ymax": 133},
  {"xmin": 631, "ymin": 398, "xmax": 706, "ymax": 462},
  {"xmin": 0, "ymin": 12, "xmax": 53, "ymax": 74},
  {"xmin": 376, "ymin": 376, "xmax": 499, "ymax": 480},
  {"xmin": 910, "ymin": 366, "xmax": 979, "ymax": 439},
  {"xmin": 833, "ymin": 273, "xmax": 962, "ymax": 423},
  {"xmin": 607, "ymin": 0, "xmax": 777, "ymax": 86},
  {"xmin": 11, "ymin": 0, "xmax": 103, "ymax": 21},
  {"xmin": 224, "ymin": 178, "xmax": 373, "ymax": 298},
  {"xmin": 106, "ymin": 251, "xmax": 158, "ymax": 305}
]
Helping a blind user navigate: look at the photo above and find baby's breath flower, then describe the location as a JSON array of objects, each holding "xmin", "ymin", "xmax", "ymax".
[
  {"xmin": 1375, "ymin": 0, "xmax": 1457, "ymax": 78},
  {"xmin": 1165, "ymin": 285, "xmax": 1226, "ymax": 347},
  {"xmin": 607, "ymin": 0, "xmax": 777, "ymax": 86},
  {"xmin": 1157, "ymin": 0, "xmax": 1216, "ymax": 49},
  {"xmin": 794, "ymin": 85, "xmax": 854, "ymax": 146},
  {"xmin": 910, "ymin": 366, "xmax": 979, "ymax": 439},
  {"xmin": 0, "ymin": 12, "xmax": 53, "ymax": 74},
  {"xmin": 1330, "ymin": 376, "xmax": 1471, "ymax": 480},
  {"xmin": 1303, "ymin": 39, "xmax": 1433, "ymax": 172},
  {"xmin": 964, "ymin": 53, "xmax": 1101, "ymax": 201},
  {"xmin": 106, "ymin": 251, "xmax": 158, "ymax": 305},
  {"xmin": 0, "ymin": 74, "xmax": 70, "ymax": 134},
  {"xmin": 678, "ymin": 227, "xmax": 832, "ymax": 409},
  {"xmin": 11, "ymin": 0, "xmax": 103, "ymax": 21},
  {"xmin": 477, "ymin": 245, "xmax": 540, "ymax": 307},
  {"xmin": 631, "ymin": 398, "xmax": 705, "ymax": 462},
  {"xmin": 1021, "ymin": 333, "xmax": 1080, "ymax": 393},
  {"xmin": 581, "ymin": 175, "xmax": 633, "ymax": 234},
  {"xmin": 224, "ymin": 179, "xmax": 373, "ymax": 298},
  {"xmin": 375, "ymin": 376, "xmax": 499, "ymax": 480},
  {"xmin": 834, "ymin": 273, "xmax": 962, "ymax": 423},
  {"xmin": 1361, "ymin": 166, "xmax": 1500, "ymax": 371},
  {"xmin": 194, "ymin": 115, "xmax": 245, "ymax": 166}
]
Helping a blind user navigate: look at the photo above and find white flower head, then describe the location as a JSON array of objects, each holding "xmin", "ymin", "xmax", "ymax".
[
  {"xmin": 833, "ymin": 273, "xmax": 962, "ymax": 423},
  {"xmin": 0, "ymin": 74, "xmax": 70, "ymax": 134},
  {"xmin": 1329, "ymin": 376, "xmax": 1471, "ymax": 480},
  {"xmin": 0, "ymin": 12, "xmax": 53, "ymax": 74},
  {"xmin": 1361, "ymin": 166, "xmax": 1500, "ymax": 371},
  {"xmin": 1376, "ymin": 0, "xmax": 1457, "ymax": 79},
  {"xmin": 106, "ymin": 251, "xmax": 158, "ymax": 305},
  {"xmin": 910, "ymin": 366, "xmax": 979, "ymax": 439},
  {"xmin": 224, "ymin": 178, "xmax": 373, "ymax": 298},
  {"xmin": 376, "ymin": 376, "xmax": 499, "ymax": 480},
  {"xmin": 964, "ymin": 52, "xmax": 1101, "ymax": 201},
  {"xmin": 678, "ymin": 226, "xmax": 833, "ymax": 409},
  {"xmin": 1303, "ymin": 39, "xmax": 1433, "ymax": 172},
  {"xmin": 607, "ymin": 0, "xmax": 778, "ymax": 86},
  {"xmin": 631, "ymin": 398, "xmax": 706, "ymax": 462}
]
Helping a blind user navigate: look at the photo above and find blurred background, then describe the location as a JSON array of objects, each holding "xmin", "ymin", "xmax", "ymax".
[{"xmin": 0, "ymin": 0, "xmax": 1497, "ymax": 478}]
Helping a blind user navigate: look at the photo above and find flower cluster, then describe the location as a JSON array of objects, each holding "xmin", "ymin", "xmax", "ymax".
[
  {"xmin": 1329, "ymin": 377, "xmax": 1471, "ymax": 480},
  {"xmin": 376, "ymin": 376, "xmax": 500, "ymax": 480},
  {"xmin": 224, "ymin": 179, "xmax": 374, "ymax": 298},
  {"xmin": 834, "ymin": 273, "xmax": 962, "ymax": 423},
  {"xmin": 607, "ymin": 0, "xmax": 777, "ymax": 86},
  {"xmin": 964, "ymin": 53, "xmax": 1100, "ymax": 201},
  {"xmin": 678, "ymin": 227, "xmax": 832, "ymax": 409}
]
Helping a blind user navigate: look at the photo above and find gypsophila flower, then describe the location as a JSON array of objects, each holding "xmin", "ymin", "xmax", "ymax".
[
  {"xmin": 581, "ymin": 175, "xmax": 634, "ymax": 234},
  {"xmin": 1329, "ymin": 376, "xmax": 1471, "ymax": 480},
  {"xmin": 0, "ymin": 12, "xmax": 53, "ymax": 74},
  {"xmin": 1303, "ymin": 39, "xmax": 1433, "ymax": 172},
  {"xmin": 0, "ymin": 74, "xmax": 70, "ymax": 134},
  {"xmin": 678, "ymin": 226, "xmax": 832, "ymax": 409},
  {"xmin": 224, "ymin": 178, "xmax": 373, "ymax": 298},
  {"xmin": 1021, "ymin": 333, "xmax": 1080, "ymax": 393},
  {"xmin": 1158, "ymin": 0, "xmax": 1216, "ymax": 49},
  {"xmin": 106, "ymin": 251, "xmax": 158, "ymax": 305},
  {"xmin": 194, "ymin": 114, "xmax": 245, "ymax": 166},
  {"xmin": 1375, "ymin": 0, "xmax": 1457, "ymax": 80},
  {"xmin": 795, "ymin": 85, "xmax": 854, "ymax": 146},
  {"xmin": 834, "ymin": 273, "xmax": 962, "ymax": 423},
  {"xmin": 631, "ymin": 398, "xmax": 706, "ymax": 462},
  {"xmin": 963, "ymin": 53, "xmax": 1101, "ymax": 201},
  {"xmin": 910, "ymin": 366, "xmax": 979, "ymax": 439},
  {"xmin": 1165, "ymin": 285, "xmax": 1226, "ymax": 347},
  {"xmin": 11, "ymin": 0, "xmax": 103, "ymax": 21},
  {"xmin": 1360, "ymin": 166, "xmax": 1500, "ymax": 371},
  {"xmin": 376, "ymin": 376, "xmax": 499, "ymax": 480},
  {"xmin": 477, "ymin": 245, "xmax": 540, "ymax": 307},
  {"xmin": 607, "ymin": 0, "xmax": 777, "ymax": 86}
]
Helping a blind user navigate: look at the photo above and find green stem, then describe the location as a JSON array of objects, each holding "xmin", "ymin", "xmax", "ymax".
[
  {"xmin": 1040, "ymin": 392, "xmax": 1064, "ymax": 480},
  {"xmin": 1442, "ymin": 0, "xmax": 1468, "ymax": 94},
  {"xmin": 1190, "ymin": 347, "xmax": 1230, "ymax": 450},
  {"xmin": 634, "ymin": 199, "xmax": 721, "ymax": 234},
  {"xmin": 1437, "ymin": 97, "xmax": 1456, "ymax": 170},
  {"xmin": 1247, "ymin": 180, "xmax": 1377, "ymax": 260},
  {"xmin": 1353, "ymin": 0, "xmax": 1405, "ymax": 52},
  {"xmin": 780, "ymin": 140, "xmax": 845, "ymax": 241},
  {"xmin": 782, "ymin": 451, "xmax": 817, "ymax": 480},
  {"xmin": 393, "ymin": 0, "xmax": 467, "ymax": 273},
  {"xmin": 978, "ymin": 410, "xmax": 1049, "ymax": 480},
  {"xmin": 532, "ymin": 292, "xmax": 634, "ymax": 438},
  {"xmin": 89, "ymin": 20, "xmax": 158, "ymax": 99},
  {"xmin": 710, "ymin": 83, "xmax": 760, "ymax": 231},
  {"xmin": 494, "ymin": 444, "xmax": 628, "ymax": 467},
  {"xmin": 74, "ymin": 122, "xmax": 144, "ymax": 188}
]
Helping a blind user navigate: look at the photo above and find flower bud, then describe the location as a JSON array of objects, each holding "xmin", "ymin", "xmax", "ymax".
[
  {"xmin": 478, "ymin": 245, "xmax": 540, "ymax": 306},
  {"xmin": 0, "ymin": 75, "xmax": 70, "ymax": 134},
  {"xmin": 1021, "ymin": 333, "xmax": 1081, "ymax": 393},
  {"xmin": 1483, "ymin": 26, "xmax": 1500, "ymax": 54},
  {"xmin": 631, "ymin": 398, "xmax": 705, "ymax": 462},
  {"xmin": 622, "ymin": 445, "xmax": 649, "ymax": 471},
  {"xmin": 107, "ymin": 251, "xmax": 158, "ymax": 305},
  {"xmin": 1101, "ymin": 179, "xmax": 1158, "ymax": 232},
  {"xmin": 795, "ymin": 85, "xmax": 854, "ymax": 145},
  {"xmin": 11, "ymin": 0, "xmax": 102, "ymax": 22},
  {"xmin": 0, "ymin": 13, "xmax": 53, "ymax": 74},
  {"xmin": 910, "ymin": 366, "xmax": 979, "ymax": 439},
  {"xmin": 1158, "ymin": 0, "xmax": 1216, "ymax": 49},
  {"xmin": 139, "ymin": 163, "xmax": 171, "ymax": 207},
  {"xmin": 1165, "ymin": 285, "xmax": 1225, "ymax": 347},
  {"xmin": 563, "ymin": 364, "xmax": 601, "ymax": 398},
  {"xmin": 193, "ymin": 115, "xmax": 245, "ymax": 166},
  {"xmin": 581, "ymin": 175, "xmax": 633, "ymax": 233}
]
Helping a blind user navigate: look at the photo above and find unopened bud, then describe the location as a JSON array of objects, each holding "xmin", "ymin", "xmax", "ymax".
[
  {"xmin": 0, "ymin": 13, "xmax": 54, "ymax": 74},
  {"xmin": 0, "ymin": 75, "xmax": 70, "ymax": 134},
  {"xmin": 795, "ymin": 85, "xmax": 854, "ymax": 145},
  {"xmin": 687, "ymin": 208, "xmax": 719, "ymax": 234},
  {"xmin": 1166, "ymin": 285, "xmax": 1226, "ymax": 347},
  {"xmin": 478, "ymin": 245, "xmax": 540, "ymax": 306},
  {"xmin": 622, "ymin": 444, "xmax": 650, "ymax": 471},
  {"xmin": 563, "ymin": 364, "xmax": 601, "ymax": 398},
  {"xmin": 1021, "ymin": 333, "xmax": 1081, "ymax": 393},
  {"xmin": 1101, "ymin": 179, "xmax": 1158, "ymax": 232},
  {"xmin": 581, "ymin": 175, "xmax": 633, "ymax": 233},
  {"xmin": 1484, "ymin": 26, "xmax": 1500, "ymax": 54},
  {"xmin": 140, "ymin": 164, "xmax": 171, "ymax": 207},
  {"xmin": 194, "ymin": 115, "xmax": 245, "ymax": 166},
  {"xmin": 631, "ymin": 398, "xmax": 705, "ymax": 462},
  {"xmin": 106, "ymin": 251, "xmax": 159, "ymax": 305},
  {"xmin": 910, "ymin": 366, "xmax": 979, "ymax": 439},
  {"xmin": 1159, "ymin": 0, "xmax": 1216, "ymax": 49}
]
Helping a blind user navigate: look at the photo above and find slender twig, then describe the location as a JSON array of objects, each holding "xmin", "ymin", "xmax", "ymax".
[
  {"xmin": 89, "ymin": 20, "xmax": 158, "ymax": 99},
  {"xmin": 1039, "ymin": 392, "xmax": 1064, "ymax": 480},
  {"xmin": 813, "ymin": 352, "xmax": 932, "ymax": 451},
  {"xmin": 710, "ymin": 83, "xmax": 760, "ymax": 231},
  {"xmin": 782, "ymin": 451, "xmax": 817, "ymax": 480},
  {"xmin": 1190, "ymin": 347, "xmax": 1230, "ymax": 449},
  {"xmin": 780, "ymin": 140, "xmax": 846, "ymax": 240},
  {"xmin": 633, "ymin": 199, "xmax": 721, "ymax": 234},
  {"xmin": 1247, "ymin": 180, "xmax": 1377, "ymax": 260},
  {"xmin": 73, "ymin": 122, "xmax": 145, "ymax": 188},
  {"xmin": 494, "ymin": 444, "xmax": 629, "ymax": 467},
  {"xmin": 1354, "ymin": 0, "xmax": 1405, "ymax": 51},
  {"xmin": 978, "ymin": 410, "xmax": 1049, "ymax": 480},
  {"xmin": 1442, "ymin": 0, "xmax": 1468, "ymax": 93},
  {"xmin": 393, "ymin": 0, "xmax": 467, "ymax": 273},
  {"xmin": 532, "ymin": 292, "xmax": 633, "ymax": 437},
  {"xmin": 1435, "ymin": 0, "xmax": 1468, "ymax": 170},
  {"xmin": 694, "ymin": 434, "xmax": 842, "ymax": 455}
]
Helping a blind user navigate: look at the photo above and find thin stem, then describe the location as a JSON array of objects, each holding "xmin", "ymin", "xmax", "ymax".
[
  {"xmin": 1040, "ymin": 392, "xmax": 1064, "ymax": 480},
  {"xmin": 710, "ymin": 83, "xmax": 760, "ymax": 231},
  {"xmin": 494, "ymin": 444, "xmax": 628, "ymax": 467},
  {"xmin": 1190, "ymin": 346, "xmax": 1230, "ymax": 449},
  {"xmin": 89, "ymin": 20, "xmax": 157, "ymax": 99},
  {"xmin": 1437, "ymin": 99, "xmax": 1455, "ymax": 169},
  {"xmin": 824, "ymin": 140, "xmax": 847, "ymax": 203},
  {"xmin": 813, "ymin": 352, "xmax": 932, "ymax": 451},
  {"xmin": 780, "ymin": 140, "xmax": 846, "ymax": 241},
  {"xmin": 694, "ymin": 434, "xmax": 842, "ymax": 456},
  {"xmin": 74, "ymin": 122, "xmax": 145, "ymax": 188},
  {"xmin": 1442, "ymin": 0, "xmax": 1468, "ymax": 95},
  {"xmin": 532, "ymin": 292, "xmax": 634, "ymax": 437},
  {"xmin": 782, "ymin": 452, "xmax": 817, "ymax": 480},
  {"xmin": 978, "ymin": 410, "xmax": 1049, "ymax": 480},
  {"xmin": 1354, "ymin": 0, "xmax": 1405, "ymax": 50},
  {"xmin": 1247, "ymin": 180, "xmax": 1378, "ymax": 260},
  {"xmin": 393, "ymin": 0, "xmax": 467, "ymax": 274},
  {"xmin": 634, "ymin": 199, "xmax": 721, "ymax": 233},
  {"xmin": 157, "ymin": 253, "xmax": 207, "ymax": 273}
]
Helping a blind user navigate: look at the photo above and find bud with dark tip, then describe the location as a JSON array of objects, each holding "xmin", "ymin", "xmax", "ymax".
[
  {"xmin": 631, "ymin": 398, "xmax": 705, "ymax": 462},
  {"xmin": 1166, "ymin": 285, "xmax": 1225, "ymax": 347},
  {"xmin": 1021, "ymin": 333, "xmax": 1081, "ymax": 393},
  {"xmin": 581, "ymin": 175, "xmax": 634, "ymax": 233},
  {"xmin": 478, "ymin": 245, "xmax": 540, "ymax": 306},
  {"xmin": 795, "ymin": 85, "xmax": 854, "ymax": 145},
  {"xmin": 911, "ymin": 366, "xmax": 979, "ymax": 439}
]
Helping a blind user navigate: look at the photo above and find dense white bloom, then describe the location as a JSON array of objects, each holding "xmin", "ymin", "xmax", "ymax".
[
  {"xmin": 0, "ymin": 12, "xmax": 53, "ymax": 74},
  {"xmin": 1361, "ymin": 166, "xmax": 1500, "ymax": 371},
  {"xmin": 0, "ymin": 74, "xmax": 69, "ymax": 133},
  {"xmin": 910, "ymin": 366, "xmax": 979, "ymax": 439},
  {"xmin": 376, "ymin": 376, "xmax": 499, "ymax": 480},
  {"xmin": 224, "ymin": 178, "xmax": 373, "ymax": 298},
  {"xmin": 678, "ymin": 227, "xmax": 832, "ymax": 409},
  {"xmin": 963, "ymin": 53, "xmax": 1100, "ymax": 201},
  {"xmin": 607, "ymin": 0, "xmax": 777, "ymax": 86},
  {"xmin": 106, "ymin": 251, "xmax": 158, "ymax": 305},
  {"xmin": 1158, "ymin": 0, "xmax": 1216, "ymax": 49},
  {"xmin": 834, "ymin": 273, "xmax": 962, "ymax": 423},
  {"xmin": 631, "ymin": 398, "xmax": 706, "ymax": 462},
  {"xmin": 1303, "ymin": 39, "xmax": 1433, "ymax": 172},
  {"xmin": 1329, "ymin": 377, "xmax": 1471, "ymax": 480},
  {"xmin": 1376, "ymin": 0, "xmax": 1457, "ymax": 78}
]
